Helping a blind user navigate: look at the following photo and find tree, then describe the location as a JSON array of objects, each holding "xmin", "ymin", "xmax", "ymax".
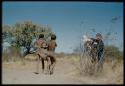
[{"xmin": 2, "ymin": 21, "xmax": 55, "ymax": 57}]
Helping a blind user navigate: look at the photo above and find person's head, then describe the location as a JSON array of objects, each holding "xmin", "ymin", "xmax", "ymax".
[
  {"xmin": 96, "ymin": 33, "xmax": 102, "ymax": 40},
  {"xmin": 39, "ymin": 34, "xmax": 44, "ymax": 39},
  {"xmin": 51, "ymin": 34, "xmax": 56, "ymax": 40}
]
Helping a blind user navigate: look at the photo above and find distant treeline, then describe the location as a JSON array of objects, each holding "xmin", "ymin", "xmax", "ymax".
[{"xmin": 73, "ymin": 44, "xmax": 123, "ymax": 60}]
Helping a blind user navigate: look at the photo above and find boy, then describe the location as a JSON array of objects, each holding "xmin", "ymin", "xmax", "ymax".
[
  {"xmin": 34, "ymin": 34, "xmax": 48, "ymax": 74},
  {"xmin": 46, "ymin": 34, "xmax": 57, "ymax": 74}
]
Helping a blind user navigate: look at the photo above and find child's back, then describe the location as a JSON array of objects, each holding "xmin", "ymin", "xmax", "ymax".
[{"xmin": 47, "ymin": 40, "xmax": 57, "ymax": 52}]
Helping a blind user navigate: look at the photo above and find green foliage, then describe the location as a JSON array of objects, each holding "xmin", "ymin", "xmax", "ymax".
[
  {"xmin": 105, "ymin": 45, "xmax": 123, "ymax": 60},
  {"xmin": 2, "ymin": 25, "xmax": 13, "ymax": 43},
  {"xmin": 2, "ymin": 21, "xmax": 55, "ymax": 56}
]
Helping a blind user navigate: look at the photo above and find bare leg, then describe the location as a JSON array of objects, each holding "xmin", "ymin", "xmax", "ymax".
[
  {"xmin": 35, "ymin": 54, "xmax": 40, "ymax": 74},
  {"xmin": 50, "ymin": 57, "xmax": 56, "ymax": 75},
  {"xmin": 41, "ymin": 58, "xmax": 44, "ymax": 73},
  {"xmin": 50, "ymin": 63, "xmax": 55, "ymax": 75},
  {"xmin": 46, "ymin": 57, "xmax": 51, "ymax": 74}
]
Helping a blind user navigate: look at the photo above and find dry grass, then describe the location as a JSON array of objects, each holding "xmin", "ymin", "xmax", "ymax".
[
  {"xmin": 67, "ymin": 55, "xmax": 123, "ymax": 84},
  {"xmin": 2, "ymin": 54, "xmax": 123, "ymax": 84}
]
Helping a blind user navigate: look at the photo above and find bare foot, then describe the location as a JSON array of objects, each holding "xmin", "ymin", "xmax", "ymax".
[{"xmin": 34, "ymin": 72, "xmax": 39, "ymax": 74}]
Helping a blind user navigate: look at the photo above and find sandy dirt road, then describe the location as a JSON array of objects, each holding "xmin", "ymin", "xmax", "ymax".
[
  {"xmin": 2, "ymin": 58, "xmax": 83, "ymax": 84},
  {"xmin": 2, "ymin": 57, "xmax": 123, "ymax": 84}
]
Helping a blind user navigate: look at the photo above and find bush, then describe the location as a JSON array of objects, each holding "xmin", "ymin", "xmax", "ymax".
[
  {"xmin": 2, "ymin": 46, "xmax": 22, "ymax": 62},
  {"xmin": 105, "ymin": 45, "xmax": 123, "ymax": 60}
]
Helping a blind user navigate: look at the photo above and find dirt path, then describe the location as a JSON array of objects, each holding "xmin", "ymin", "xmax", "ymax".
[
  {"xmin": 2, "ymin": 57, "xmax": 123, "ymax": 84},
  {"xmin": 2, "ymin": 58, "xmax": 83, "ymax": 84}
]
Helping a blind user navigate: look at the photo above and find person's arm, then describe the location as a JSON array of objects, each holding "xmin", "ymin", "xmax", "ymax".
[
  {"xmin": 55, "ymin": 42, "xmax": 57, "ymax": 47},
  {"xmin": 41, "ymin": 40, "xmax": 48, "ymax": 48},
  {"xmin": 90, "ymin": 38, "xmax": 96, "ymax": 44},
  {"xmin": 90, "ymin": 38, "xmax": 96, "ymax": 41}
]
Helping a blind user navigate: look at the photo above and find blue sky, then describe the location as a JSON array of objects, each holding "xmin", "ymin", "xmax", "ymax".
[{"xmin": 2, "ymin": 2, "xmax": 123, "ymax": 53}]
